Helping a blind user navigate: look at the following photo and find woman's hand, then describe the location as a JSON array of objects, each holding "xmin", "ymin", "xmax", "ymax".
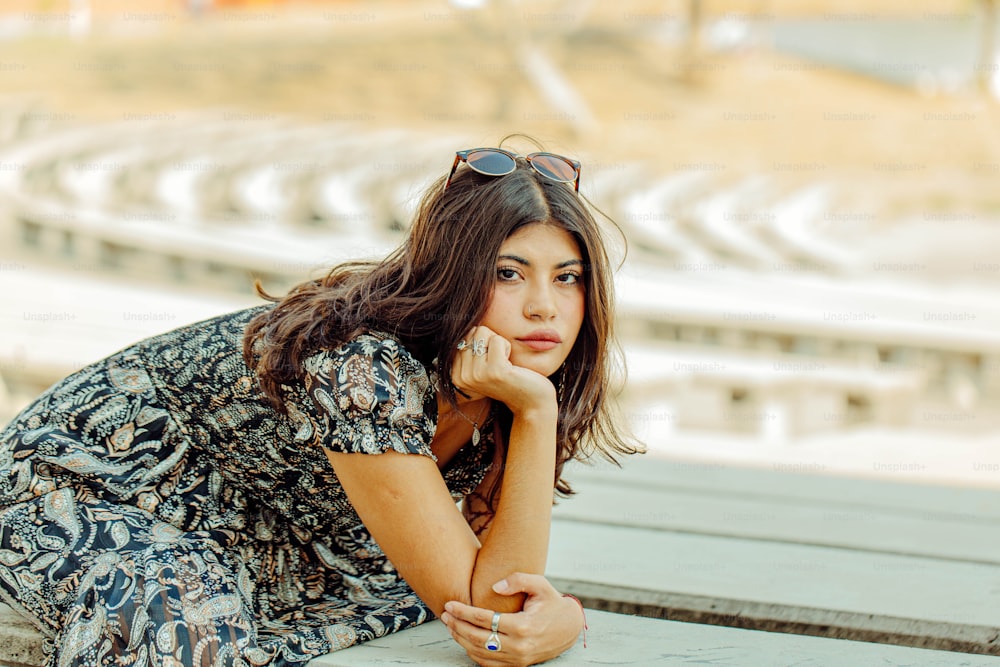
[
  {"xmin": 440, "ymin": 573, "xmax": 585, "ymax": 667},
  {"xmin": 452, "ymin": 326, "xmax": 556, "ymax": 416}
]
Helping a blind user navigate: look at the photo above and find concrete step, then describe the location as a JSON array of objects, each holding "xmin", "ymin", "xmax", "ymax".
[
  {"xmin": 0, "ymin": 602, "xmax": 45, "ymax": 667},
  {"xmin": 548, "ymin": 458, "xmax": 1000, "ymax": 654},
  {"xmin": 9, "ymin": 603, "xmax": 1000, "ymax": 666},
  {"xmin": 563, "ymin": 457, "xmax": 1000, "ymax": 520},
  {"xmin": 548, "ymin": 520, "xmax": 1000, "ymax": 653},
  {"xmin": 312, "ymin": 609, "xmax": 1000, "ymax": 666},
  {"xmin": 4, "ymin": 455, "xmax": 999, "ymax": 663},
  {"xmin": 555, "ymin": 459, "xmax": 1000, "ymax": 563}
]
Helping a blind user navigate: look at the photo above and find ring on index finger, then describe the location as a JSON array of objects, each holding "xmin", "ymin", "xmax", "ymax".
[{"xmin": 471, "ymin": 339, "xmax": 487, "ymax": 357}]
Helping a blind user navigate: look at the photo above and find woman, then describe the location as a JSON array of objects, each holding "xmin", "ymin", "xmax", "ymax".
[{"xmin": 0, "ymin": 142, "xmax": 640, "ymax": 666}]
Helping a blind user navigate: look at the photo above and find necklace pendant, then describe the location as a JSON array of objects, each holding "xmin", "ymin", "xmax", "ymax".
[{"xmin": 471, "ymin": 426, "xmax": 481, "ymax": 446}]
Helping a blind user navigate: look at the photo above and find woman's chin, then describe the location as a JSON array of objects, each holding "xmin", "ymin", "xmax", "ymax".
[{"xmin": 510, "ymin": 353, "xmax": 565, "ymax": 379}]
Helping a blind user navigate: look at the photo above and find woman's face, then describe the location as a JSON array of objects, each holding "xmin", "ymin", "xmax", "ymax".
[{"xmin": 479, "ymin": 223, "xmax": 586, "ymax": 378}]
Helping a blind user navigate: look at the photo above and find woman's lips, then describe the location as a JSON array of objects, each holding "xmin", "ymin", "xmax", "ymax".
[
  {"xmin": 517, "ymin": 331, "xmax": 562, "ymax": 351},
  {"xmin": 518, "ymin": 339, "xmax": 560, "ymax": 351}
]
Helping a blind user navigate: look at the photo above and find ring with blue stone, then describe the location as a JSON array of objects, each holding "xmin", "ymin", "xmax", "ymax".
[{"xmin": 485, "ymin": 612, "xmax": 502, "ymax": 651}]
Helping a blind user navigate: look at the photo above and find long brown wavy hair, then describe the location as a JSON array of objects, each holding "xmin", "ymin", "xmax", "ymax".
[{"xmin": 243, "ymin": 141, "xmax": 643, "ymax": 498}]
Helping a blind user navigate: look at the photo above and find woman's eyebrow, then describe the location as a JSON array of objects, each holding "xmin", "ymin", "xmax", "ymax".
[
  {"xmin": 556, "ymin": 259, "xmax": 585, "ymax": 269},
  {"xmin": 498, "ymin": 254, "xmax": 530, "ymax": 266},
  {"xmin": 498, "ymin": 255, "xmax": 584, "ymax": 269}
]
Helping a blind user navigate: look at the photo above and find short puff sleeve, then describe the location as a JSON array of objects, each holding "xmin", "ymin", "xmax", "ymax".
[{"xmin": 300, "ymin": 334, "xmax": 438, "ymax": 459}]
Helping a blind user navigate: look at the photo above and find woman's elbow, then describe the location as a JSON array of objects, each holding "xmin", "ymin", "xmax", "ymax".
[
  {"xmin": 470, "ymin": 581, "xmax": 526, "ymax": 613},
  {"xmin": 423, "ymin": 584, "xmax": 473, "ymax": 618}
]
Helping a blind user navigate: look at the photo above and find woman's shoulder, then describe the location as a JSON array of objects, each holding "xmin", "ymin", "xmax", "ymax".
[{"xmin": 298, "ymin": 330, "xmax": 437, "ymax": 438}]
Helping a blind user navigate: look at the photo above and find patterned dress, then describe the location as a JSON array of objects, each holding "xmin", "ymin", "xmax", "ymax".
[{"xmin": 0, "ymin": 305, "xmax": 494, "ymax": 667}]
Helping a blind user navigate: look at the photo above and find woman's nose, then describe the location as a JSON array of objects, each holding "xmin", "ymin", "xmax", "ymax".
[{"xmin": 525, "ymin": 287, "xmax": 557, "ymax": 319}]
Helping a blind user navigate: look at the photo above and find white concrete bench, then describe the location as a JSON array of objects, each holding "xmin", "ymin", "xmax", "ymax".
[
  {"xmin": 622, "ymin": 341, "xmax": 927, "ymax": 440},
  {"xmin": 762, "ymin": 183, "xmax": 855, "ymax": 271},
  {"xmin": 0, "ymin": 262, "xmax": 252, "ymax": 419},
  {"xmin": 0, "ymin": 602, "xmax": 45, "ymax": 667},
  {"xmin": 225, "ymin": 129, "xmax": 352, "ymax": 226},
  {"xmin": 2, "ymin": 439, "xmax": 998, "ymax": 665},
  {"xmin": 620, "ymin": 169, "xmax": 718, "ymax": 263},
  {"xmin": 617, "ymin": 264, "xmax": 1000, "ymax": 356},
  {"xmin": 312, "ymin": 609, "xmax": 1000, "ymax": 666},
  {"xmin": 6, "ymin": 598, "xmax": 1000, "ymax": 666},
  {"xmin": 1, "ymin": 117, "xmax": 456, "ymax": 290},
  {"xmin": 6, "ymin": 183, "xmax": 395, "ymax": 290},
  {"xmin": 48, "ymin": 121, "xmax": 246, "ymax": 209},
  {"xmin": 549, "ymin": 457, "xmax": 1000, "ymax": 656},
  {"xmin": 688, "ymin": 175, "xmax": 786, "ymax": 268},
  {"xmin": 616, "ymin": 263, "xmax": 1000, "ymax": 407}
]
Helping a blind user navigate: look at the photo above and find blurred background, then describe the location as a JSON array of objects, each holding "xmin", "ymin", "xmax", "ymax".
[{"xmin": 1, "ymin": 0, "xmax": 999, "ymax": 489}]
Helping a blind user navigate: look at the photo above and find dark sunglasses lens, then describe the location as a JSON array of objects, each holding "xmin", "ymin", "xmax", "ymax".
[
  {"xmin": 530, "ymin": 155, "xmax": 577, "ymax": 182},
  {"xmin": 466, "ymin": 150, "xmax": 516, "ymax": 176}
]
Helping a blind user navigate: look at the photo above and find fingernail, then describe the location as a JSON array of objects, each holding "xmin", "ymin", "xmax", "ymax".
[
  {"xmin": 440, "ymin": 612, "xmax": 452, "ymax": 625},
  {"xmin": 492, "ymin": 579, "xmax": 508, "ymax": 593},
  {"xmin": 444, "ymin": 602, "xmax": 455, "ymax": 613}
]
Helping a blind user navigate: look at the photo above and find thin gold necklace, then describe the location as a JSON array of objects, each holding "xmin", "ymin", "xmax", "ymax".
[{"xmin": 454, "ymin": 400, "xmax": 490, "ymax": 446}]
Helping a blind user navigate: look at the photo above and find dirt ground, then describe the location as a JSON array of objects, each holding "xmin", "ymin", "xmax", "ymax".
[{"xmin": 1, "ymin": 0, "xmax": 998, "ymax": 224}]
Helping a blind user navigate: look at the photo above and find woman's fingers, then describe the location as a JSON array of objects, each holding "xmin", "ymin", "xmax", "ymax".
[
  {"xmin": 442, "ymin": 601, "xmax": 530, "ymax": 666},
  {"xmin": 492, "ymin": 573, "xmax": 554, "ymax": 598},
  {"xmin": 451, "ymin": 326, "xmax": 513, "ymax": 396},
  {"xmin": 452, "ymin": 326, "xmax": 555, "ymax": 412},
  {"xmin": 440, "ymin": 613, "xmax": 511, "ymax": 667},
  {"xmin": 464, "ymin": 326, "xmax": 508, "ymax": 363},
  {"xmin": 451, "ymin": 327, "xmax": 491, "ymax": 400},
  {"xmin": 440, "ymin": 576, "xmax": 581, "ymax": 666},
  {"xmin": 441, "ymin": 610, "xmax": 501, "ymax": 646},
  {"xmin": 443, "ymin": 600, "xmax": 496, "ymax": 629}
]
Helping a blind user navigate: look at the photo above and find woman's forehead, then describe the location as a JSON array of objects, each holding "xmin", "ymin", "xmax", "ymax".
[{"xmin": 500, "ymin": 223, "xmax": 582, "ymax": 260}]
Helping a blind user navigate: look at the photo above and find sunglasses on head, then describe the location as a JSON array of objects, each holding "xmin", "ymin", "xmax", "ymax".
[{"xmin": 444, "ymin": 147, "xmax": 582, "ymax": 192}]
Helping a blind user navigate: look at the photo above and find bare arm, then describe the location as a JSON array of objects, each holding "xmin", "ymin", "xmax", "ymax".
[
  {"xmin": 461, "ymin": 435, "xmax": 504, "ymax": 539},
  {"xmin": 325, "ymin": 326, "xmax": 557, "ymax": 617},
  {"xmin": 466, "ymin": 404, "xmax": 554, "ymax": 611}
]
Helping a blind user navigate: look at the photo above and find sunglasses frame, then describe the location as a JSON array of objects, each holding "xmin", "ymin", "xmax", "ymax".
[{"xmin": 445, "ymin": 147, "xmax": 582, "ymax": 192}]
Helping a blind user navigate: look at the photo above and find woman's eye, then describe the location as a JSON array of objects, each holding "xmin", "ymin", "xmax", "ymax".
[
  {"xmin": 557, "ymin": 272, "xmax": 581, "ymax": 285},
  {"xmin": 497, "ymin": 267, "xmax": 520, "ymax": 281}
]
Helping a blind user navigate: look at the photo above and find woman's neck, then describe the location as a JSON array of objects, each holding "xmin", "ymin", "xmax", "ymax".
[{"xmin": 431, "ymin": 394, "xmax": 492, "ymax": 468}]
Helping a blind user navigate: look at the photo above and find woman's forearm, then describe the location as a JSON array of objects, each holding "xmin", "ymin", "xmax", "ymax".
[{"xmin": 469, "ymin": 406, "xmax": 557, "ymax": 611}]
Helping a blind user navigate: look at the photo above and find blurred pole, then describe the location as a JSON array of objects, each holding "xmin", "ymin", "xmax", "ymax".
[
  {"xmin": 187, "ymin": 0, "xmax": 214, "ymax": 18},
  {"xmin": 499, "ymin": 0, "xmax": 599, "ymax": 136},
  {"xmin": 979, "ymin": 0, "xmax": 997, "ymax": 96},
  {"xmin": 680, "ymin": 0, "xmax": 702, "ymax": 83},
  {"xmin": 69, "ymin": 0, "xmax": 91, "ymax": 38}
]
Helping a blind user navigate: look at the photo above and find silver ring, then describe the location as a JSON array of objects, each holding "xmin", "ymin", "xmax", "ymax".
[
  {"xmin": 471, "ymin": 339, "xmax": 487, "ymax": 357},
  {"xmin": 485, "ymin": 612, "xmax": 502, "ymax": 651},
  {"xmin": 456, "ymin": 339, "xmax": 467, "ymax": 351}
]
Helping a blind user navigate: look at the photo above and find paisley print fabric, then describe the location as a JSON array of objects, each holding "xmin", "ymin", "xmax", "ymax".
[{"xmin": 0, "ymin": 306, "xmax": 494, "ymax": 666}]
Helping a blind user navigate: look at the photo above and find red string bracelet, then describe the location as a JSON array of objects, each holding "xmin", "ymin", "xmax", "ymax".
[{"xmin": 562, "ymin": 593, "xmax": 588, "ymax": 648}]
